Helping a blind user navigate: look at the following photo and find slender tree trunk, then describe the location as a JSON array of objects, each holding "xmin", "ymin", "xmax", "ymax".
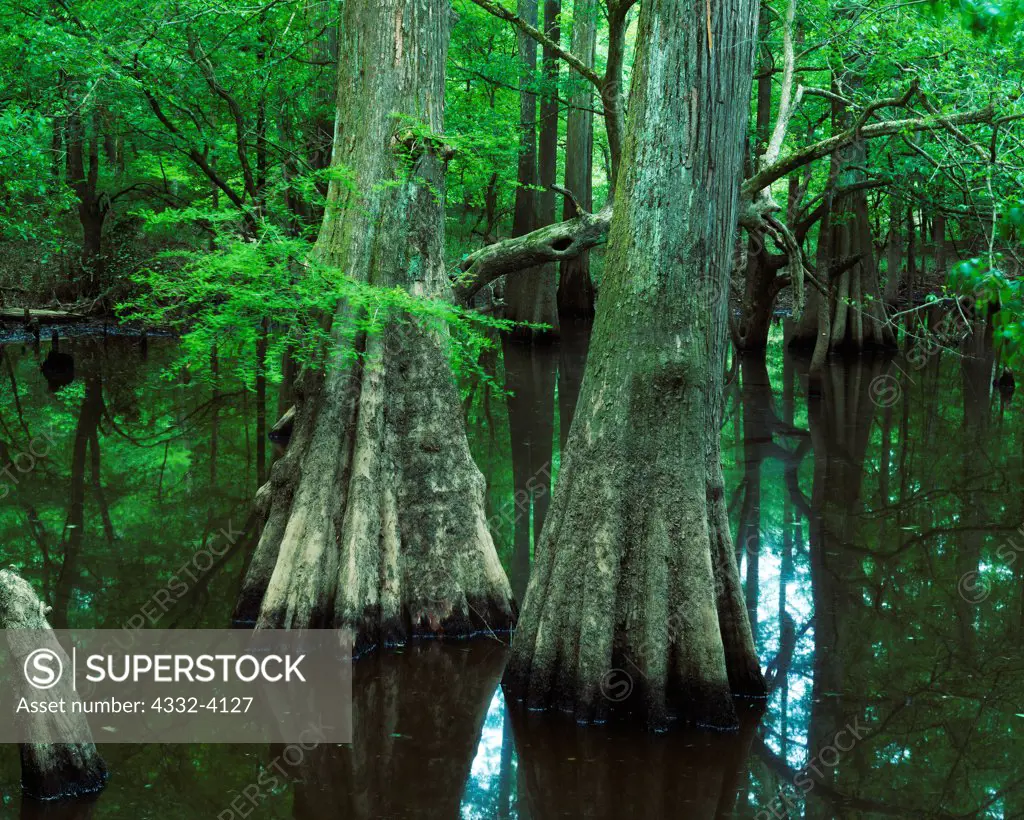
[
  {"xmin": 933, "ymin": 211, "xmax": 946, "ymax": 277},
  {"xmin": 906, "ymin": 203, "xmax": 917, "ymax": 299},
  {"xmin": 66, "ymin": 106, "xmax": 107, "ymax": 299},
  {"xmin": 501, "ymin": 336, "xmax": 556, "ymax": 600},
  {"xmin": 883, "ymin": 193, "xmax": 903, "ymax": 306},
  {"xmin": 504, "ymin": 0, "xmax": 765, "ymax": 729},
  {"xmin": 557, "ymin": 316, "xmax": 592, "ymax": 450},
  {"xmin": 506, "ymin": 0, "xmax": 560, "ymax": 334},
  {"xmin": 306, "ymin": 0, "xmax": 338, "ymax": 196},
  {"xmin": 600, "ymin": 4, "xmax": 631, "ymax": 195},
  {"xmin": 557, "ymin": 0, "xmax": 598, "ymax": 318},
  {"xmin": 256, "ymin": 319, "xmax": 268, "ymax": 487},
  {"xmin": 736, "ymin": 247, "xmax": 783, "ymax": 352},
  {"xmin": 234, "ymin": 0, "xmax": 516, "ymax": 652}
]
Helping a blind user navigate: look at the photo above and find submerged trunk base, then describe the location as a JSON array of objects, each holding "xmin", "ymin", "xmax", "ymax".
[
  {"xmin": 20, "ymin": 744, "xmax": 108, "ymax": 803},
  {"xmin": 0, "ymin": 569, "xmax": 108, "ymax": 801},
  {"xmin": 235, "ymin": 324, "xmax": 517, "ymax": 657}
]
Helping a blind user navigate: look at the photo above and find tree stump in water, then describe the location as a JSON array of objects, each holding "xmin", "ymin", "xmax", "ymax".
[{"xmin": 0, "ymin": 568, "xmax": 107, "ymax": 801}]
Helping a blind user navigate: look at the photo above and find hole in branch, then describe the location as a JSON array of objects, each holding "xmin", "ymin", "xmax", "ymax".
[{"xmin": 551, "ymin": 237, "xmax": 574, "ymax": 252}]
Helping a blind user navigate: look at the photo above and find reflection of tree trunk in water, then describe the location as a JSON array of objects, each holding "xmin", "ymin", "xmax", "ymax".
[
  {"xmin": 556, "ymin": 319, "xmax": 592, "ymax": 452},
  {"xmin": 739, "ymin": 356, "xmax": 773, "ymax": 631},
  {"xmin": 496, "ymin": 712, "xmax": 515, "ymax": 819},
  {"xmin": 955, "ymin": 320, "xmax": 992, "ymax": 660},
  {"xmin": 53, "ymin": 374, "xmax": 104, "ymax": 629},
  {"xmin": 87, "ymin": 432, "xmax": 113, "ymax": 544},
  {"xmin": 738, "ymin": 353, "xmax": 812, "ymax": 637},
  {"xmin": 289, "ymin": 644, "xmax": 505, "ymax": 820},
  {"xmin": 805, "ymin": 360, "xmax": 882, "ymax": 813},
  {"xmin": 766, "ymin": 352, "xmax": 801, "ymax": 701},
  {"xmin": 21, "ymin": 799, "xmax": 98, "ymax": 820},
  {"xmin": 501, "ymin": 336, "xmax": 557, "ymax": 601},
  {"xmin": 508, "ymin": 703, "xmax": 759, "ymax": 819},
  {"xmin": 0, "ymin": 351, "xmax": 55, "ymax": 597}
]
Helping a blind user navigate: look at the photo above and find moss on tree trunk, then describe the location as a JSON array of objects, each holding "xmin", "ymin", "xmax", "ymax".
[
  {"xmin": 234, "ymin": 0, "xmax": 516, "ymax": 654},
  {"xmin": 503, "ymin": 0, "xmax": 765, "ymax": 730}
]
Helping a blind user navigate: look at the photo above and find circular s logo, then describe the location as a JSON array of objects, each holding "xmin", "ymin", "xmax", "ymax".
[{"xmin": 23, "ymin": 648, "xmax": 63, "ymax": 690}]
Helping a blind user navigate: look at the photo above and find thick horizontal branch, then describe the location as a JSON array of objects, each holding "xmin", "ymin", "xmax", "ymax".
[
  {"xmin": 454, "ymin": 104, "xmax": 997, "ymax": 306},
  {"xmin": 743, "ymin": 105, "xmax": 996, "ymax": 197},
  {"xmin": 452, "ymin": 205, "xmax": 612, "ymax": 304}
]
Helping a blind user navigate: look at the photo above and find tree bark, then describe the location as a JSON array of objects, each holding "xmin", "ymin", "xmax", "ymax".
[
  {"xmin": 503, "ymin": 0, "xmax": 765, "ymax": 729},
  {"xmin": 0, "ymin": 569, "xmax": 107, "ymax": 801},
  {"xmin": 233, "ymin": 0, "xmax": 516, "ymax": 653},
  {"xmin": 790, "ymin": 137, "xmax": 895, "ymax": 356},
  {"xmin": 66, "ymin": 106, "xmax": 108, "ymax": 299},
  {"xmin": 933, "ymin": 211, "xmax": 947, "ymax": 277},
  {"xmin": 735, "ymin": 242, "xmax": 786, "ymax": 352},
  {"xmin": 824, "ymin": 142, "xmax": 895, "ymax": 351}
]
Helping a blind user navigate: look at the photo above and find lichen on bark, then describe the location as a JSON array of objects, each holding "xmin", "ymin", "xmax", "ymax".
[
  {"xmin": 503, "ymin": 0, "xmax": 766, "ymax": 730},
  {"xmin": 234, "ymin": 0, "xmax": 516, "ymax": 654}
]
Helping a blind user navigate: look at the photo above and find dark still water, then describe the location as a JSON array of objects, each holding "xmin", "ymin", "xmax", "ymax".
[{"xmin": 1, "ymin": 327, "xmax": 1022, "ymax": 818}]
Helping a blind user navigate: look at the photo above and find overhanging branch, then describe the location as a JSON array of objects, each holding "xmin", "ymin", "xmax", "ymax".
[
  {"xmin": 452, "ymin": 204, "xmax": 612, "ymax": 304},
  {"xmin": 744, "ymin": 105, "xmax": 996, "ymax": 197}
]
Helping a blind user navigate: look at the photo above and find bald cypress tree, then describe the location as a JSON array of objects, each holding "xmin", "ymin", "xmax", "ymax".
[
  {"xmin": 504, "ymin": 0, "xmax": 766, "ymax": 728},
  {"xmin": 235, "ymin": 0, "xmax": 516, "ymax": 653}
]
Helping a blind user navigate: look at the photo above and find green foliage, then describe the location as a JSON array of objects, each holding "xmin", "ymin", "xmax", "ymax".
[
  {"xmin": 0, "ymin": 106, "xmax": 73, "ymax": 243},
  {"xmin": 118, "ymin": 202, "xmax": 525, "ymax": 394},
  {"xmin": 930, "ymin": 0, "xmax": 1024, "ymax": 35},
  {"xmin": 948, "ymin": 202, "xmax": 1024, "ymax": 365}
]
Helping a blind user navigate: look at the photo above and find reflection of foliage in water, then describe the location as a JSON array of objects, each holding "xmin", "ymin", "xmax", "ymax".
[
  {"xmin": 1, "ymin": 333, "xmax": 1023, "ymax": 816},
  {"xmin": 0, "ymin": 337, "xmax": 307, "ymax": 815},
  {"xmin": 724, "ymin": 334, "xmax": 1024, "ymax": 817}
]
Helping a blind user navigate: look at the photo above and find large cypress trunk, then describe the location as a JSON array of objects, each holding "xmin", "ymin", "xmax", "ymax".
[
  {"xmin": 233, "ymin": 0, "xmax": 516, "ymax": 653},
  {"xmin": 504, "ymin": 0, "xmax": 765, "ymax": 729}
]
